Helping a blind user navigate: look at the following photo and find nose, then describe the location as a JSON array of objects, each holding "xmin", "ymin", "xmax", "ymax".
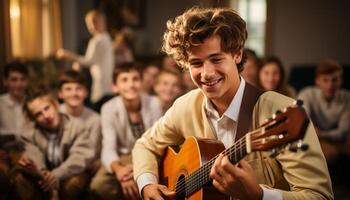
[{"xmin": 202, "ymin": 62, "xmax": 215, "ymax": 80}]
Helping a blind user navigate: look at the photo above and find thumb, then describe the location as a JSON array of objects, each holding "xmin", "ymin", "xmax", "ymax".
[{"xmin": 159, "ymin": 186, "xmax": 176, "ymax": 197}]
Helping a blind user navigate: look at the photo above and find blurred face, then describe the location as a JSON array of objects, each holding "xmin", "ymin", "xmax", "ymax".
[
  {"xmin": 188, "ymin": 35, "xmax": 241, "ymax": 103},
  {"xmin": 4, "ymin": 71, "xmax": 29, "ymax": 100},
  {"xmin": 259, "ymin": 63, "xmax": 281, "ymax": 91},
  {"xmin": 142, "ymin": 65, "xmax": 160, "ymax": 92},
  {"xmin": 114, "ymin": 70, "xmax": 142, "ymax": 101},
  {"xmin": 155, "ymin": 73, "xmax": 182, "ymax": 103},
  {"xmin": 242, "ymin": 58, "xmax": 258, "ymax": 85},
  {"xmin": 316, "ymin": 72, "xmax": 342, "ymax": 100},
  {"xmin": 28, "ymin": 96, "xmax": 61, "ymax": 131},
  {"xmin": 58, "ymin": 83, "xmax": 87, "ymax": 108}
]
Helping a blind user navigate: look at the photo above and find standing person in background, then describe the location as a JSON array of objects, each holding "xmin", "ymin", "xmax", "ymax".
[
  {"xmin": 90, "ymin": 62, "xmax": 162, "ymax": 200},
  {"xmin": 241, "ymin": 48, "xmax": 260, "ymax": 87},
  {"xmin": 258, "ymin": 56, "xmax": 296, "ymax": 98},
  {"xmin": 57, "ymin": 9, "xmax": 115, "ymax": 104},
  {"xmin": 58, "ymin": 70, "xmax": 101, "ymax": 174},
  {"xmin": 154, "ymin": 69, "xmax": 183, "ymax": 113},
  {"xmin": 298, "ymin": 59, "xmax": 350, "ymax": 165},
  {"xmin": 132, "ymin": 7, "xmax": 333, "ymax": 200},
  {"xmin": 0, "ymin": 61, "xmax": 29, "ymax": 136}
]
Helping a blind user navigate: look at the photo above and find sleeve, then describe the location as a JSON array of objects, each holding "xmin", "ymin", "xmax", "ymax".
[
  {"xmin": 78, "ymin": 36, "xmax": 105, "ymax": 66},
  {"xmin": 100, "ymin": 104, "xmax": 120, "ymax": 173},
  {"xmin": 51, "ymin": 125, "xmax": 94, "ymax": 180},
  {"xmin": 20, "ymin": 134, "xmax": 46, "ymax": 170},
  {"xmin": 132, "ymin": 102, "xmax": 184, "ymax": 180},
  {"xmin": 258, "ymin": 93, "xmax": 334, "ymax": 200}
]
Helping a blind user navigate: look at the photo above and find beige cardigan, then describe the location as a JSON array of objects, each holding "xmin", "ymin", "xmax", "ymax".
[{"xmin": 132, "ymin": 89, "xmax": 333, "ymax": 200}]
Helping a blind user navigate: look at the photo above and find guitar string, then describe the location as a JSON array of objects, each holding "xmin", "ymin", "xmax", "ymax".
[
  {"xmin": 174, "ymin": 139, "xmax": 247, "ymax": 196},
  {"xmin": 174, "ymin": 137, "xmax": 247, "ymax": 196}
]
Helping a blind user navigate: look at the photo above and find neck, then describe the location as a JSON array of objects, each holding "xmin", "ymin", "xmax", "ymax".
[
  {"xmin": 212, "ymin": 77, "xmax": 240, "ymax": 116},
  {"xmin": 9, "ymin": 94, "xmax": 24, "ymax": 104},
  {"xmin": 123, "ymin": 97, "xmax": 141, "ymax": 113},
  {"xmin": 66, "ymin": 104, "xmax": 84, "ymax": 117}
]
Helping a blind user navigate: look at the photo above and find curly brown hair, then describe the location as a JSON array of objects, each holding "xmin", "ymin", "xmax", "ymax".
[{"xmin": 162, "ymin": 7, "xmax": 248, "ymax": 71}]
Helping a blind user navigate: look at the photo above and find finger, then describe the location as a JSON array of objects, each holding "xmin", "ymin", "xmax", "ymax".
[
  {"xmin": 159, "ymin": 185, "xmax": 175, "ymax": 197},
  {"xmin": 130, "ymin": 183, "xmax": 139, "ymax": 200},
  {"xmin": 212, "ymin": 179, "xmax": 225, "ymax": 193}
]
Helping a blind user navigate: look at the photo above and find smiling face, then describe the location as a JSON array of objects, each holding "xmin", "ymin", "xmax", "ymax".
[
  {"xmin": 316, "ymin": 72, "xmax": 342, "ymax": 100},
  {"xmin": 113, "ymin": 70, "xmax": 142, "ymax": 101},
  {"xmin": 58, "ymin": 83, "xmax": 87, "ymax": 109},
  {"xmin": 187, "ymin": 35, "xmax": 242, "ymax": 106},
  {"xmin": 27, "ymin": 96, "xmax": 61, "ymax": 131},
  {"xmin": 4, "ymin": 71, "xmax": 29, "ymax": 101},
  {"xmin": 259, "ymin": 63, "xmax": 281, "ymax": 91},
  {"xmin": 154, "ymin": 72, "xmax": 182, "ymax": 104}
]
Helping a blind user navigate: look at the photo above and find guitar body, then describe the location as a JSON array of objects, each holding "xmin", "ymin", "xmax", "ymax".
[{"xmin": 161, "ymin": 136, "xmax": 230, "ymax": 200}]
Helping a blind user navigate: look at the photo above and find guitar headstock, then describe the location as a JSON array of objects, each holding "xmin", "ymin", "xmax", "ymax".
[{"xmin": 247, "ymin": 100, "xmax": 309, "ymax": 154}]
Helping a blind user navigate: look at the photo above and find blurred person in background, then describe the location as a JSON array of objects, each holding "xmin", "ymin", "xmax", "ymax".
[
  {"xmin": 241, "ymin": 48, "xmax": 260, "ymax": 87},
  {"xmin": 298, "ymin": 59, "xmax": 350, "ymax": 165},
  {"xmin": 258, "ymin": 56, "xmax": 296, "ymax": 98},
  {"xmin": 0, "ymin": 61, "xmax": 29, "ymax": 136},
  {"xmin": 57, "ymin": 9, "xmax": 114, "ymax": 104},
  {"xmin": 154, "ymin": 69, "xmax": 183, "ymax": 113}
]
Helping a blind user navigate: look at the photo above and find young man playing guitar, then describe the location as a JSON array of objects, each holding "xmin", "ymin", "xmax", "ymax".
[{"xmin": 132, "ymin": 7, "xmax": 333, "ymax": 200}]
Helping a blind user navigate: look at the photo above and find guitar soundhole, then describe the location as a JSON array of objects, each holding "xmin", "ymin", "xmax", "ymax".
[{"xmin": 175, "ymin": 175, "xmax": 186, "ymax": 200}]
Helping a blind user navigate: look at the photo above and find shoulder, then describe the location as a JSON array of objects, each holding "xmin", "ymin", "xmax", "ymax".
[
  {"xmin": 255, "ymin": 91, "xmax": 295, "ymax": 117},
  {"xmin": 171, "ymin": 89, "xmax": 204, "ymax": 112},
  {"xmin": 298, "ymin": 86, "xmax": 317, "ymax": 97},
  {"xmin": 101, "ymin": 96, "xmax": 121, "ymax": 113}
]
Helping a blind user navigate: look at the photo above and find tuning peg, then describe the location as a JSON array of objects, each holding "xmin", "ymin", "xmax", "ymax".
[
  {"xmin": 270, "ymin": 148, "xmax": 279, "ymax": 158},
  {"xmin": 288, "ymin": 144, "xmax": 298, "ymax": 152},
  {"xmin": 275, "ymin": 110, "xmax": 282, "ymax": 115},
  {"xmin": 297, "ymin": 140, "xmax": 309, "ymax": 151},
  {"xmin": 294, "ymin": 99, "xmax": 303, "ymax": 107}
]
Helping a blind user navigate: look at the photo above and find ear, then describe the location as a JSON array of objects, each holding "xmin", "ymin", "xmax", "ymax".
[
  {"xmin": 234, "ymin": 49, "xmax": 243, "ymax": 64},
  {"xmin": 57, "ymin": 90, "xmax": 63, "ymax": 99},
  {"xmin": 112, "ymin": 84, "xmax": 119, "ymax": 93}
]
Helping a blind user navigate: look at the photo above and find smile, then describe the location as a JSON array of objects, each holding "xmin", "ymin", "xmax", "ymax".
[{"xmin": 202, "ymin": 78, "xmax": 222, "ymax": 86}]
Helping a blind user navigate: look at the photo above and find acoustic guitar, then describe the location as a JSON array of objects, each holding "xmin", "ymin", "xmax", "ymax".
[{"xmin": 161, "ymin": 103, "xmax": 309, "ymax": 200}]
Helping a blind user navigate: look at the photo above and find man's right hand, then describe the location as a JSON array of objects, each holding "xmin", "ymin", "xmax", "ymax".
[{"xmin": 142, "ymin": 184, "xmax": 175, "ymax": 200}]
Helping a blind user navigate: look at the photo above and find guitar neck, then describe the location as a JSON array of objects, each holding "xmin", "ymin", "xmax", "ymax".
[{"xmin": 181, "ymin": 137, "xmax": 248, "ymax": 197}]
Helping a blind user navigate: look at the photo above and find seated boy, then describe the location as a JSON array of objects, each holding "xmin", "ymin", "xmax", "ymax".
[
  {"xmin": 90, "ymin": 62, "xmax": 162, "ymax": 200},
  {"xmin": 154, "ymin": 69, "xmax": 183, "ymax": 113},
  {"xmin": 0, "ymin": 61, "xmax": 29, "ymax": 135},
  {"xmin": 298, "ymin": 59, "xmax": 350, "ymax": 165},
  {"xmin": 58, "ymin": 70, "xmax": 101, "ymax": 173},
  {"xmin": 15, "ymin": 85, "xmax": 94, "ymax": 199}
]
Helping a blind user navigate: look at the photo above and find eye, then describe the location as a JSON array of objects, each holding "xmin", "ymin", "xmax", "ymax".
[
  {"xmin": 211, "ymin": 57, "xmax": 223, "ymax": 64},
  {"xmin": 190, "ymin": 61, "xmax": 202, "ymax": 68}
]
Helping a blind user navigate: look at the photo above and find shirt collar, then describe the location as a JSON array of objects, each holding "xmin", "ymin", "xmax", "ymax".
[{"xmin": 205, "ymin": 77, "xmax": 246, "ymax": 122}]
